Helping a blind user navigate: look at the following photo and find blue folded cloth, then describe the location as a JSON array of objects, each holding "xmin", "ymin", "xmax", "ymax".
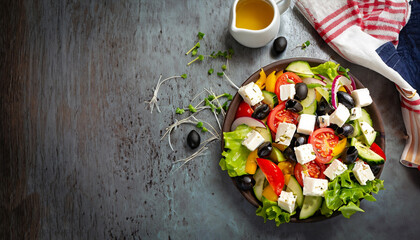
[{"xmin": 377, "ymin": 0, "xmax": 420, "ymax": 92}]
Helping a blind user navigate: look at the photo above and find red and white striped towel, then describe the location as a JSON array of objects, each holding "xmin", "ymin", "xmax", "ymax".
[{"xmin": 295, "ymin": 0, "xmax": 420, "ymax": 168}]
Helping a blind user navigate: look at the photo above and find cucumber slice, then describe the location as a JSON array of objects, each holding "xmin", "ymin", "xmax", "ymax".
[
  {"xmin": 348, "ymin": 109, "xmax": 372, "ymax": 138},
  {"xmin": 253, "ymin": 168, "xmax": 266, "ymax": 201},
  {"xmin": 299, "ymin": 196, "xmax": 323, "ymax": 220},
  {"xmin": 315, "ymin": 87, "xmax": 330, "ymax": 102},
  {"xmin": 300, "ymin": 88, "xmax": 316, "ymax": 107},
  {"xmin": 360, "ymin": 108, "xmax": 373, "ymax": 126},
  {"xmin": 350, "ymin": 138, "xmax": 384, "ymax": 165},
  {"xmin": 301, "ymin": 99, "xmax": 317, "ymax": 115},
  {"xmin": 285, "ymin": 61, "xmax": 313, "ymax": 75},
  {"xmin": 349, "ymin": 120, "xmax": 361, "ymax": 138},
  {"xmin": 262, "ymin": 90, "xmax": 278, "ymax": 109},
  {"xmin": 286, "ymin": 176, "xmax": 303, "ymax": 207},
  {"xmin": 268, "ymin": 146, "xmax": 286, "ymax": 162},
  {"xmin": 255, "ymin": 125, "xmax": 272, "ymax": 142}
]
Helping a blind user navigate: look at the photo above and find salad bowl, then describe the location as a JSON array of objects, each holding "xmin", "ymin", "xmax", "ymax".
[{"xmin": 221, "ymin": 57, "xmax": 385, "ymax": 223}]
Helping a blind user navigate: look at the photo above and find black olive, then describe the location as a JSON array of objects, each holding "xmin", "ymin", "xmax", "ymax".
[
  {"xmin": 285, "ymin": 99, "xmax": 303, "ymax": 113},
  {"xmin": 329, "ymin": 124, "xmax": 339, "ymax": 131},
  {"xmin": 294, "ymin": 136, "xmax": 307, "ymax": 147},
  {"xmin": 316, "ymin": 98, "xmax": 335, "ymax": 115},
  {"xmin": 294, "ymin": 83, "xmax": 308, "ymax": 101},
  {"xmin": 341, "ymin": 146, "xmax": 358, "ymax": 164},
  {"xmin": 337, "ymin": 91, "xmax": 355, "ymax": 110},
  {"xmin": 252, "ymin": 103, "xmax": 270, "ymax": 120},
  {"xmin": 335, "ymin": 123, "xmax": 354, "ymax": 138},
  {"xmin": 370, "ymin": 164, "xmax": 382, "ymax": 176},
  {"xmin": 290, "ymin": 133, "xmax": 307, "ymax": 148},
  {"xmin": 235, "ymin": 175, "xmax": 255, "ymax": 191},
  {"xmin": 187, "ymin": 130, "xmax": 200, "ymax": 149},
  {"xmin": 273, "ymin": 36, "xmax": 287, "ymax": 54},
  {"xmin": 258, "ymin": 142, "xmax": 273, "ymax": 157},
  {"xmin": 283, "ymin": 147, "xmax": 297, "ymax": 162}
]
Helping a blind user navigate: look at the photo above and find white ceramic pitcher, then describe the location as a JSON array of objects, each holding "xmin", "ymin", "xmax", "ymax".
[{"xmin": 229, "ymin": 0, "xmax": 291, "ymax": 48}]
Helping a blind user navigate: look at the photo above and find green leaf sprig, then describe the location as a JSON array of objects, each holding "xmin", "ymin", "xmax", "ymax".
[{"xmin": 301, "ymin": 40, "xmax": 311, "ymax": 50}]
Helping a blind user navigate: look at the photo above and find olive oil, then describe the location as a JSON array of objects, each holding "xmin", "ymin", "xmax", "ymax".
[{"xmin": 235, "ymin": 0, "xmax": 274, "ymax": 30}]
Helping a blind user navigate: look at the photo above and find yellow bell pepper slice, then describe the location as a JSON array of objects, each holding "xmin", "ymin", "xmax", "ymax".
[
  {"xmin": 283, "ymin": 174, "xmax": 291, "ymax": 185},
  {"xmin": 315, "ymin": 90, "xmax": 323, "ymax": 102},
  {"xmin": 245, "ymin": 149, "xmax": 258, "ymax": 174},
  {"xmin": 278, "ymin": 161, "xmax": 294, "ymax": 175},
  {"xmin": 338, "ymin": 86, "xmax": 346, "ymax": 92},
  {"xmin": 255, "ymin": 68, "xmax": 267, "ymax": 89},
  {"xmin": 332, "ymin": 138, "xmax": 347, "ymax": 157},
  {"xmin": 275, "ymin": 70, "xmax": 283, "ymax": 80},
  {"xmin": 262, "ymin": 185, "xmax": 279, "ymax": 201},
  {"xmin": 265, "ymin": 70, "xmax": 277, "ymax": 93}
]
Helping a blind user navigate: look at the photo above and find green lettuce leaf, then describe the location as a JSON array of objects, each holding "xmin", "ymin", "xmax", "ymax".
[
  {"xmin": 256, "ymin": 197, "xmax": 292, "ymax": 226},
  {"xmin": 321, "ymin": 169, "xmax": 385, "ymax": 218},
  {"xmin": 338, "ymin": 201, "xmax": 364, "ymax": 218},
  {"xmin": 320, "ymin": 200, "xmax": 334, "ymax": 217},
  {"xmin": 219, "ymin": 124, "xmax": 252, "ymax": 177},
  {"xmin": 310, "ymin": 61, "xmax": 340, "ymax": 81}
]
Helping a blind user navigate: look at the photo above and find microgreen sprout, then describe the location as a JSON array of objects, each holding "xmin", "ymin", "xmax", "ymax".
[
  {"xmin": 301, "ymin": 40, "xmax": 311, "ymax": 50},
  {"xmin": 196, "ymin": 122, "xmax": 203, "ymax": 128},
  {"xmin": 186, "ymin": 42, "xmax": 200, "ymax": 55},
  {"xmin": 209, "ymin": 48, "xmax": 234, "ymax": 59},
  {"xmin": 220, "ymin": 72, "xmax": 239, "ymax": 90},
  {"xmin": 201, "ymin": 127, "xmax": 208, "ymax": 132},
  {"xmin": 221, "ymin": 64, "xmax": 227, "ymax": 71},
  {"xmin": 176, "ymin": 107, "xmax": 185, "ymax": 114},
  {"xmin": 208, "ymin": 68, "xmax": 214, "ymax": 75},
  {"xmin": 217, "ymin": 72, "xmax": 224, "ymax": 77},
  {"xmin": 187, "ymin": 54, "xmax": 204, "ymax": 66},
  {"xmin": 192, "ymin": 48, "xmax": 198, "ymax": 56},
  {"xmin": 197, "ymin": 32, "xmax": 205, "ymax": 40},
  {"xmin": 188, "ymin": 104, "xmax": 197, "ymax": 113},
  {"xmin": 145, "ymin": 74, "xmax": 187, "ymax": 113}
]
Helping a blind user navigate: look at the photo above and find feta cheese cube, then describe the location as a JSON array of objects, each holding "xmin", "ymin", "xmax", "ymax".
[
  {"xmin": 238, "ymin": 82, "xmax": 264, "ymax": 106},
  {"xmin": 318, "ymin": 115, "xmax": 330, "ymax": 128},
  {"xmin": 242, "ymin": 130, "xmax": 265, "ymax": 151},
  {"xmin": 323, "ymin": 159, "xmax": 348, "ymax": 180},
  {"xmin": 330, "ymin": 103, "xmax": 350, "ymax": 127},
  {"xmin": 294, "ymin": 144, "xmax": 316, "ymax": 165},
  {"xmin": 349, "ymin": 107, "xmax": 362, "ymax": 121},
  {"xmin": 359, "ymin": 121, "xmax": 377, "ymax": 145},
  {"xmin": 277, "ymin": 191, "xmax": 297, "ymax": 213},
  {"xmin": 303, "ymin": 177, "xmax": 328, "ymax": 196},
  {"xmin": 297, "ymin": 114, "xmax": 316, "ymax": 135},
  {"xmin": 275, "ymin": 123, "xmax": 296, "ymax": 146},
  {"xmin": 352, "ymin": 160, "xmax": 375, "ymax": 185},
  {"xmin": 351, "ymin": 88, "xmax": 373, "ymax": 107},
  {"xmin": 280, "ymin": 84, "xmax": 295, "ymax": 101}
]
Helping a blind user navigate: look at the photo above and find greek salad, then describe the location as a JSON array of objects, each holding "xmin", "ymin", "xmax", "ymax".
[{"xmin": 220, "ymin": 60, "xmax": 385, "ymax": 226}]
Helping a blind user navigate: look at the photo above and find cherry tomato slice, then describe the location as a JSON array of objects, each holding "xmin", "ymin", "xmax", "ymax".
[
  {"xmin": 257, "ymin": 158, "xmax": 285, "ymax": 196},
  {"xmin": 235, "ymin": 101, "xmax": 254, "ymax": 119},
  {"xmin": 294, "ymin": 161, "xmax": 327, "ymax": 187},
  {"xmin": 274, "ymin": 72, "xmax": 302, "ymax": 102},
  {"xmin": 309, "ymin": 128, "xmax": 340, "ymax": 164},
  {"xmin": 370, "ymin": 142, "xmax": 386, "ymax": 160},
  {"xmin": 267, "ymin": 102, "xmax": 299, "ymax": 133}
]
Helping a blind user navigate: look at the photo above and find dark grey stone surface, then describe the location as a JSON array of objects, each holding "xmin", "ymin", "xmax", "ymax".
[{"xmin": 1, "ymin": 0, "xmax": 419, "ymax": 239}]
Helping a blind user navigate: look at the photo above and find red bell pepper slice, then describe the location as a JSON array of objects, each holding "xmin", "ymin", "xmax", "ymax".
[
  {"xmin": 370, "ymin": 143, "xmax": 386, "ymax": 160},
  {"xmin": 256, "ymin": 158, "xmax": 285, "ymax": 196}
]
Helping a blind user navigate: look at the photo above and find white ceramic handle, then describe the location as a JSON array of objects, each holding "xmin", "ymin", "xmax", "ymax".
[{"xmin": 276, "ymin": 0, "xmax": 291, "ymax": 15}]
